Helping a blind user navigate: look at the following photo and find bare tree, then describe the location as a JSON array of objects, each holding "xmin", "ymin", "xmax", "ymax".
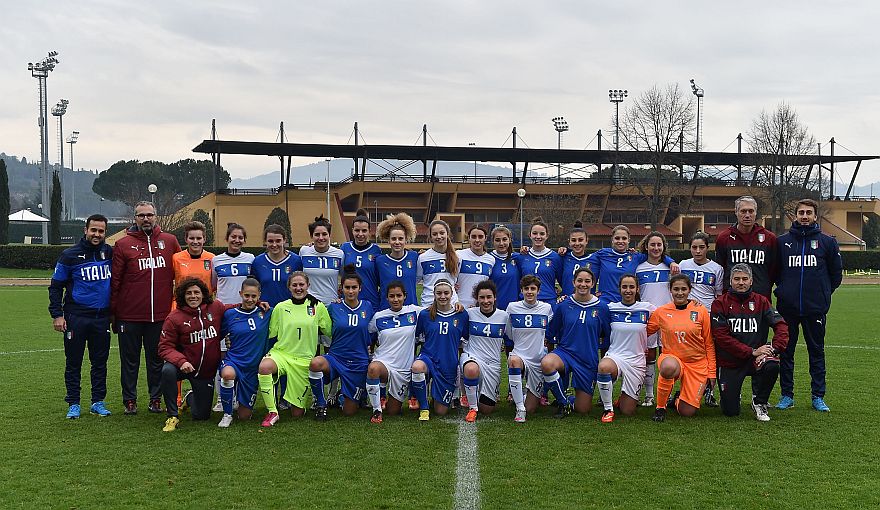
[
  {"xmin": 523, "ymin": 194, "xmax": 583, "ymax": 248},
  {"xmin": 618, "ymin": 83, "xmax": 696, "ymax": 228},
  {"xmin": 747, "ymin": 102, "xmax": 818, "ymax": 232}
]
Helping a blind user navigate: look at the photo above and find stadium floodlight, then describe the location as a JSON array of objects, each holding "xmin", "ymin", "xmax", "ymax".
[
  {"xmin": 148, "ymin": 183, "xmax": 158, "ymax": 204},
  {"xmin": 67, "ymin": 131, "xmax": 79, "ymax": 219},
  {"xmin": 52, "ymin": 99, "xmax": 70, "ymax": 218},
  {"xmin": 690, "ymin": 79, "xmax": 704, "ymax": 152},
  {"xmin": 516, "ymin": 188, "xmax": 526, "ymax": 248},
  {"xmin": 551, "ymin": 117, "xmax": 569, "ymax": 183},
  {"xmin": 29, "ymin": 50, "xmax": 60, "ymax": 244},
  {"xmin": 608, "ymin": 89, "xmax": 627, "ymax": 181}
]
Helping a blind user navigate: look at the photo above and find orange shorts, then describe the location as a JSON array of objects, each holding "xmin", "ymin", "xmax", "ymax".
[{"xmin": 658, "ymin": 353, "xmax": 708, "ymax": 409}]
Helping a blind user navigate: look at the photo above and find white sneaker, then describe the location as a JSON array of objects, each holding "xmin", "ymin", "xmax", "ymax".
[
  {"xmin": 640, "ymin": 396, "xmax": 655, "ymax": 407},
  {"xmin": 514, "ymin": 409, "xmax": 527, "ymax": 423},
  {"xmin": 212, "ymin": 401, "xmax": 223, "ymax": 413},
  {"xmin": 217, "ymin": 413, "xmax": 233, "ymax": 428},
  {"xmin": 751, "ymin": 397, "xmax": 771, "ymax": 422}
]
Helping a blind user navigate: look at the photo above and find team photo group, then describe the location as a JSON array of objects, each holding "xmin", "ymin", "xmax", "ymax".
[{"xmin": 49, "ymin": 194, "xmax": 842, "ymax": 431}]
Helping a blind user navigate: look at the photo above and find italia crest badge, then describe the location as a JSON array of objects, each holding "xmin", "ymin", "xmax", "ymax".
[
  {"xmin": 748, "ymin": 302, "xmax": 755, "ymax": 311},
  {"xmin": 811, "ymin": 240, "xmax": 818, "ymax": 249},
  {"xmin": 285, "ymin": 266, "xmax": 291, "ymax": 274},
  {"xmin": 758, "ymin": 233, "xmax": 765, "ymax": 243},
  {"xmin": 406, "ymin": 261, "xmax": 413, "ymax": 269},
  {"xmin": 360, "ymin": 311, "xmax": 367, "ymax": 319},
  {"xmin": 259, "ymin": 311, "xmax": 265, "ymax": 319},
  {"xmin": 307, "ymin": 305, "xmax": 315, "ymax": 316},
  {"xmin": 690, "ymin": 311, "xmax": 698, "ymax": 322},
  {"xmin": 408, "ymin": 314, "xmax": 415, "ymax": 324},
  {"xmin": 453, "ymin": 319, "xmax": 459, "ymax": 327},
  {"xmin": 158, "ymin": 240, "xmax": 165, "ymax": 249},
  {"xmin": 204, "ymin": 261, "xmax": 211, "ymax": 271},
  {"xmin": 545, "ymin": 260, "xmax": 552, "ymax": 267},
  {"xmin": 592, "ymin": 310, "xmax": 598, "ymax": 318},
  {"xmin": 207, "ymin": 313, "xmax": 213, "ymax": 321}
]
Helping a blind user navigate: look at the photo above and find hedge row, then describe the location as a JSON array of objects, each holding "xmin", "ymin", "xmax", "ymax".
[{"xmin": 2, "ymin": 245, "xmax": 879, "ymax": 271}]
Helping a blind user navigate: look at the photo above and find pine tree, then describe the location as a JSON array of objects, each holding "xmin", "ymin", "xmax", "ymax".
[
  {"xmin": 0, "ymin": 159, "xmax": 9, "ymax": 244},
  {"xmin": 50, "ymin": 172, "xmax": 62, "ymax": 244},
  {"xmin": 192, "ymin": 209, "xmax": 215, "ymax": 246},
  {"xmin": 264, "ymin": 207, "xmax": 292, "ymax": 242},
  {"xmin": 864, "ymin": 215, "xmax": 880, "ymax": 249}
]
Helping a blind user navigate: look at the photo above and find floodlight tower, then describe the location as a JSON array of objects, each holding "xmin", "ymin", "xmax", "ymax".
[
  {"xmin": 29, "ymin": 51, "xmax": 60, "ymax": 244},
  {"xmin": 690, "ymin": 79, "xmax": 704, "ymax": 153},
  {"xmin": 67, "ymin": 131, "xmax": 79, "ymax": 220},
  {"xmin": 551, "ymin": 116, "xmax": 569, "ymax": 184},
  {"xmin": 52, "ymin": 99, "xmax": 69, "ymax": 218},
  {"xmin": 608, "ymin": 89, "xmax": 627, "ymax": 181}
]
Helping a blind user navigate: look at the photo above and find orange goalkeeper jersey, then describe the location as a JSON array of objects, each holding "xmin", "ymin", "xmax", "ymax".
[
  {"xmin": 647, "ymin": 300, "xmax": 715, "ymax": 374},
  {"xmin": 172, "ymin": 251, "xmax": 216, "ymax": 308}
]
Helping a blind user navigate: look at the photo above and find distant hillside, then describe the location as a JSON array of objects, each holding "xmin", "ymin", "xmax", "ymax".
[{"xmin": 0, "ymin": 153, "xmax": 128, "ymax": 217}]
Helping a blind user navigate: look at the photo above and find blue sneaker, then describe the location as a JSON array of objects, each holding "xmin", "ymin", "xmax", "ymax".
[
  {"xmin": 66, "ymin": 404, "xmax": 81, "ymax": 419},
  {"xmin": 812, "ymin": 396, "xmax": 830, "ymax": 412},
  {"xmin": 775, "ymin": 395, "xmax": 795, "ymax": 410},
  {"xmin": 90, "ymin": 401, "xmax": 112, "ymax": 417}
]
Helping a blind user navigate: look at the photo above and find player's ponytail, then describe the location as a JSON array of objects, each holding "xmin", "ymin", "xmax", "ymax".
[
  {"xmin": 308, "ymin": 215, "xmax": 332, "ymax": 235},
  {"xmin": 429, "ymin": 219, "xmax": 459, "ymax": 277}
]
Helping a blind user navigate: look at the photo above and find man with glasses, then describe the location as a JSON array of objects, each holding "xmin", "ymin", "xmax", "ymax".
[{"xmin": 111, "ymin": 201, "xmax": 181, "ymax": 415}]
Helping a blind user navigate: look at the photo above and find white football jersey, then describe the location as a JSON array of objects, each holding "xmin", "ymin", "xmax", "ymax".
[
  {"xmin": 607, "ymin": 300, "xmax": 657, "ymax": 366},
  {"xmin": 456, "ymin": 248, "xmax": 495, "ymax": 308},
  {"xmin": 679, "ymin": 258, "xmax": 724, "ymax": 309},
  {"xmin": 368, "ymin": 304, "xmax": 423, "ymax": 370},
  {"xmin": 505, "ymin": 300, "xmax": 553, "ymax": 364},
  {"xmin": 463, "ymin": 308, "xmax": 508, "ymax": 365},
  {"xmin": 417, "ymin": 248, "xmax": 459, "ymax": 306},
  {"xmin": 213, "ymin": 251, "xmax": 255, "ymax": 304},
  {"xmin": 635, "ymin": 260, "xmax": 673, "ymax": 307},
  {"xmin": 298, "ymin": 245, "xmax": 344, "ymax": 305}
]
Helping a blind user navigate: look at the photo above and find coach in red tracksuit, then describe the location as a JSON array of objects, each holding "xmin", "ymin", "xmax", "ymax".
[
  {"xmin": 158, "ymin": 278, "xmax": 230, "ymax": 425},
  {"xmin": 711, "ymin": 263, "xmax": 789, "ymax": 422},
  {"xmin": 111, "ymin": 202, "xmax": 181, "ymax": 415},
  {"xmin": 715, "ymin": 195, "xmax": 778, "ymax": 299}
]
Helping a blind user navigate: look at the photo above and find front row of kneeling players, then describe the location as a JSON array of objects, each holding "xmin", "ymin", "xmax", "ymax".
[{"xmin": 159, "ymin": 257, "xmax": 787, "ymax": 430}]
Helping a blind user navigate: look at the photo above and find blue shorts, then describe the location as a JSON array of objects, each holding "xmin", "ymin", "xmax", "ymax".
[
  {"xmin": 325, "ymin": 353, "xmax": 367, "ymax": 402},
  {"xmin": 220, "ymin": 359, "xmax": 259, "ymax": 409},
  {"xmin": 414, "ymin": 353, "xmax": 456, "ymax": 407},
  {"xmin": 553, "ymin": 348, "xmax": 597, "ymax": 394}
]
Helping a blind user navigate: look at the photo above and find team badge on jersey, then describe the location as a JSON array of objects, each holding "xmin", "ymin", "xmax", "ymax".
[
  {"xmin": 758, "ymin": 233, "xmax": 765, "ymax": 242},
  {"xmin": 207, "ymin": 313, "xmax": 213, "ymax": 321},
  {"xmin": 748, "ymin": 302, "xmax": 755, "ymax": 311},
  {"xmin": 691, "ymin": 311, "xmax": 698, "ymax": 322},
  {"xmin": 545, "ymin": 260, "xmax": 552, "ymax": 267},
  {"xmin": 360, "ymin": 311, "xmax": 367, "ymax": 319},
  {"xmin": 158, "ymin": 240, "xmax": 165, "ymax": 249},
  {"xmin": 406, "ymin": 261, "xmax": 413, "ymax": 268},
  {"xmin": 541, "ymin": 317, "xmax": 547, "ymax": 327},
  {"xmin": 640, "ymin": 313, "xmax": 647, "ymax": 322},
  {"xmin": 307, "ymin": 305, "xmax": 315, "ymax": 316},
  {"xmin": 100, "ymin": 252, "xmax": 106, "ymax": 260},
  {"xmin": 592, "ymin": 309, "xmax": 598, "ymax": 317},
  {"xmin": 259, "ymin": 311, "xmax": 265, "ymax": 319},
  {"xmin": 408, "ymin": 314, "xmax": 415, "ymax": 324},
  {"xmin": 453, "ymin": 319, "xmax": 459, "ymax": 327},
  {"xmin": 285, "ymin": 266, "xmax": 291, "ymax": 274},
  {"xmin": 204, "ymin": 260, "xmax": 211, "ymax": 270},
  {"xmin": 811, "ymin": 240, "xmax": 818, "ymax": 249}
]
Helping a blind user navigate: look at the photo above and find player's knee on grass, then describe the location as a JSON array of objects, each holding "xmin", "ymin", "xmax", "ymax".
[
  {"xmin": 342, "ymin": 399, "xmax": 359, "ymax": 416},
  {"xmin": 573, "ymin": 391, "xmax": 593, "ymax": 414},
  {"xmin": 385, "ymin": 397, "xmax": 403, "ymax": 415},
  {"xmin": 618, "ymin": 393, "xmax": 638, "ymax": 415},
  {"xmin": 290, "ymin": 405, "xmax": 305, "ymax": 418},
  {"xmin": 462, "ymin": 360, "xmax": 481, "ymax": 379},
  {"xmin": 237, "ymin": 407, "xmax": 253, "ymax": 420},
  {"xmin": 659, "ymin": 358, "xmax": 681, "ymax": 379},
  {"xmin": 478, "ymin": 395, "xmax": 496, "ymax": 415},
  {"xmin": 677, "ymin": 400, "xmax": 698, "ymax": 417},
  {"xmin": 434, "ymin": 403, "xmax": 450, "ymax": 415}
]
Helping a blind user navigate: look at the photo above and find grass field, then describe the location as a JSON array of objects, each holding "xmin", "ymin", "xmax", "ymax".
[
  {"xmin": 0, "ymin": 268, "xmax": 54, "ymax": 278},
  {"xmin": 1, "ymin": 286, "xmax": 878, "ymax": 509}
]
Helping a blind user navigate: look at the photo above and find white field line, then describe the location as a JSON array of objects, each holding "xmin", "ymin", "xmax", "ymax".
[{"xmin": 454, "ymin": 417, "xmax": 481, "ymax": 510}]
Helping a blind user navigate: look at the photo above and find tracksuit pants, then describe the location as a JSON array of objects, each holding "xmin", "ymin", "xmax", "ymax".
[
  {"xmin": 160, "ymin": 363, "xmax": 214, "ymax": 420},
  {"xmin": 63, "ymin": 313, "xmax": 111, "ymax": 405},
  {"xmin": 717, "ymin": 361, "xmax": 780, "ymax": 417},
  {"xmin": 779, "ymin": 313, "xmax": 827, "ymax": 399},
  {"xmin": 117, "ymin": 321, "xmax": 163, "ymax": 402}
]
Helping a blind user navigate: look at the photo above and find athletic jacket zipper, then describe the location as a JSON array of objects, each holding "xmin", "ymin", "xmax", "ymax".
[
  {"xmin": 798, "ymin": 237, "xmax": 805, "ymax": 314},
  {"xmin": 196, "ymin": 308, "xmax": 206, "ymax": 376},
  {"xmin": 146, "ymin": 233, "xmax": 155, "ymax": 322}
]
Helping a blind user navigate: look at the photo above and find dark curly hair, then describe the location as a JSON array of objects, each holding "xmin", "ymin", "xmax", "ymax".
[{"xmin": 175, "ymin": 277, "xmax": 213, "ymax": 309}]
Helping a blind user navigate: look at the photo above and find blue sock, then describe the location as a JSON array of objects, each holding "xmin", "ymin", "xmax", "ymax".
[
  {"xmin": 412, "ymin": 372, "xmax": 428, "ymax": 410},
  {"xmin": 543, "ymin": 370, "xmax": 568, "ymax": 405},
  {"xmin": 308, "ymin": 370, "xmax": 326, "ymax": 407},
  {"xmin": 220, "ymin": 379, "xmax": 235, "ymax": 415}
]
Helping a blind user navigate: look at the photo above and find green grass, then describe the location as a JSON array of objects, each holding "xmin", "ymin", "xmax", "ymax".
[
  {"xmin": 0, "ymin": 268, "xmax": 53, "ymax": 278},
  {"xmin": 1, "ymin": 286, "xmax": 878, "ymax": 509}
]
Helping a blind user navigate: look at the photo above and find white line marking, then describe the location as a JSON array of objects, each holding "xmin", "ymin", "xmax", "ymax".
[{"xmin": 454, "ymin": 418, "xmax": 481, "ymax": 510}]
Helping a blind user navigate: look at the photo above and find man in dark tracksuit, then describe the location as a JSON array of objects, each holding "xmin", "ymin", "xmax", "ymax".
[
  {"xmin": 49, "ymin": 214, "xmax": 114, "ymax": 419},
  {"xmin": 774, "ymin": 199, "xmax": 842, "ymax": 412},
  {"xmin": 711, "ymin": 263, "xmax": 789, "ymax": 422}
]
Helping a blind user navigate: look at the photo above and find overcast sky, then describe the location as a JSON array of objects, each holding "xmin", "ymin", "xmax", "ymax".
[{"xmin": 2, "ymin": 1, "xmax": 878, "ymax": 184}]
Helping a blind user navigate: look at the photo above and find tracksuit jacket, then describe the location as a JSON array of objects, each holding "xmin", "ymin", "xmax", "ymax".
[
  {"xmin": 49, "ymin": 237, "xmax": 113, "ymax": 318},
  {"xmin": 110, "ymin": 225, "xmax": 181, "ymax": 323},
  {"xmin": 710, "ymin": 289, "xmax": 789, "ymax": 369},
  {"xmin": 715, "ymin": 224, "xmax": 778, "ymax": 298},
  {"xmin": 774, "ymin": 222, "xmax": 843, "ymax": 316},
  {"xmin": 158, "ymin": 300, "xmax": 232, "ymax": 379}
]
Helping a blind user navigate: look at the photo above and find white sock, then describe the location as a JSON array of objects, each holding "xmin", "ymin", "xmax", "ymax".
[
  {"xmin": 214, "ymin": 372, "xmax": 223, "ymax": 403},
  {"xmin": 597, "ymin": 374, "xmax": 614, "ymax": 411},
  {"xmin": 366, "ymin": 379, "xmax": 381, "ymax": 411},
  {"xmin": 463, "ymin": 376, "xmax": 479, "ymax": 411},
  {"xmin": 644, "ymin": 363, "xmax": 655, "ymax": 399},
  {"xmin": 509, "ymin": 373, "xmax": 525, "ymax": 412}
]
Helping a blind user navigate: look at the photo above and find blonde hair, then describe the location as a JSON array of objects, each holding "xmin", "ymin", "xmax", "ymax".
[
  {"xmin": 377, "ymin": 212, "xmax": 416, "ymax": 242},
  {"xmin": 429, "ymin": 220, "xmax": 459, "ymax": 277}
]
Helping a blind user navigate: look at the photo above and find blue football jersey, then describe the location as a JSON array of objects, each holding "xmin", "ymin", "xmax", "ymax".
[
  {"xmin": 251, "ymin": 252, "xmax": 303, "ymax": 306},
  {"xmin": 415, "ymin": 308, "xmax": 469, "ymax": 376},
  {"xmin": 221, "ymin": 306, "xmax": 272, "ymax": 371},
  {"xmin": 489, "ymin": 251, "xmax": 521, "ymax": 310},
  {"xmin": 560, "ymin": 251, "xmax": 591, "ymax": 296},
  {"xmin": 328, "ymin": 300, "xmax": 374, "ymax": 367},
  {"xmin": 547, "ymin": 295, "xmax": 610, "ymax": 368},
  {"xmin": 376, "ymin": 251, "xmax": 419, "ymax": 310},
  {"xmin": 519, "ymin": 248, "xmax": 562, "ymax": 302},
  {"xmin": 341, "ymin": 242, "xmax": 383, "ymax": 309}
]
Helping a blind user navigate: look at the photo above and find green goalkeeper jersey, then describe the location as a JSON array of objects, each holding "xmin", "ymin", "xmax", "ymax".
[{"xmin": 268, "ymin": 298, "xmax": 332, "ymax": 359}]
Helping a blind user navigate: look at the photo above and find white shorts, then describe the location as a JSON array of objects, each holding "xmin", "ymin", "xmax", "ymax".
[
  {"xmin": 604, "ymin": 353, "xmax": 645, "ymax": 400},
  {"xmin": 460, "ymin": 353, "xmax": 501, "ymax": 403},
  {"xmin": 372, "ymin": 358, "xmax": 411, "ymax": 403},
  {"xmin": 510, "ymin": 350, "xmax": 546, "ymax": 397}
]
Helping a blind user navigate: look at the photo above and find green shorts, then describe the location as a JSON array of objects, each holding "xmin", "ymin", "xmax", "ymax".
[{"xmin": 265, "ymin": 349, "xmax": 312, "ymax": 410}]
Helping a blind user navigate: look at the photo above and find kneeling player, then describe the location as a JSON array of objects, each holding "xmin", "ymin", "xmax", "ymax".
[
  {"xmin": 597, "ymin": 275, "xmax": 657, "ymax": 423},
  {"xmin": 460, "ymin": 281, "xmax": 508, "ymax": 423},
  {"xmin": 308, "ymin": 269, "xmax": 374, "ymax": 420},
  {"xmin": 505, "ymin": 275, "xmax": 553, "ymax": 422},
  {"xmin": 258, "ymin": 272, "xmax": 331, "ymax": 427},
  {"xmin": 411, "ymin": 280, "xmax": 469, "ymax": 420},
  {"xmin": 541, "ymin": 268, "xmax": 610, "ymax": 418},
  {"xmin": 217, "ymin": 278, "xmax": 271, "ymax": 427},
  {"xmin": 366, "ymin": 282, "xmax": 422, "ymax": 423},
  {"xmin": 646, "ymin": 274, "xmax": 714, "ymax": 422}
]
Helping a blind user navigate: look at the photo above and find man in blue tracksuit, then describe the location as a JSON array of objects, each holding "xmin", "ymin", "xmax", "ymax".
[
  {"xmin": 49, "ymin": 214, "xmax": 114, "ymax": 419},
  {"xmin": 774, "ymin": 199, "xmax": 842, "ymax": 412}
]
